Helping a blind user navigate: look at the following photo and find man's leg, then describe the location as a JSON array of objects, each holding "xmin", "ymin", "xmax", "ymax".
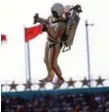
[
  {"xmin": 49, "ymin": 45, "xmax": 64, "ymax": 89},
  {"xmin": 40, "ymin": 42, "xmax": 55, "ymax": 82}
]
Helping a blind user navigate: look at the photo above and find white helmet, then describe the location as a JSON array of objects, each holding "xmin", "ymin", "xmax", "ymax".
[
  {"xmin": 51, "ymin": 3, "xmax": 64, "ymax": 18},
  {"xmin": 64, "ymin": 5, "xmax": 71, "ymax": 13}
]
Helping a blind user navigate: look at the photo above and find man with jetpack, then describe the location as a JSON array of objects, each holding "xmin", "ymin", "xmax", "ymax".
[{"xmin": 33, "ymin": 3, "xmax": 82, "ymax": 89}]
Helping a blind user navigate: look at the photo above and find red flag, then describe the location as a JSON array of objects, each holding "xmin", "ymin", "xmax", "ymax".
[
  {"xmin": 25, "ymin": 25, "xmax": 42, "ymax": 42},
  {"xmin": 1, "ymin": 34, "xmax": 7, "ymax": 44}
]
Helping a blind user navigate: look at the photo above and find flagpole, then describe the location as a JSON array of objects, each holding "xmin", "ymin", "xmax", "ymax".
[
  {"xmin": 24, "ymin": 24, "xmax": 42, "ymax": 83},
  {"xmin": 24, "ymin": 27, "xmax": 31, "ymax": 82},
  {"xmin": 26, "ymin": 42, "xmax": 31, "ymax": 82},
  {"xmin": 85, "ymin": 20, "xmax": 94, "ymax": 87}
]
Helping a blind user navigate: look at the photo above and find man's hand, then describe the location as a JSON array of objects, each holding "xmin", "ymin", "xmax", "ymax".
[
  {"xmin": 33, "ymin": 13, "xmax": 39, "ymax": 24},
  {"xmin": 65, "ymin": 38, "xmax": 73, "ymax": 47},
  {"xmin": 41, "ymin": 24, "xmax": 48, "ymax": 32},
  {"xmin": 63, "ymin": 34, "xmax": 69, "ymax": 42}
]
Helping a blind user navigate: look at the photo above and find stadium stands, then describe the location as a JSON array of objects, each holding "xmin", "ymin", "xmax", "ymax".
[{"xmin": 1, "ymin": 87, "xmax": 109, "ymax": 112}]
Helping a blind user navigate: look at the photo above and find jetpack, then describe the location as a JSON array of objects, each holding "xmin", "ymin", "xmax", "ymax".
[{"xmin": 62, "ymin": 4, "xmax": 82, "ymax": 52}]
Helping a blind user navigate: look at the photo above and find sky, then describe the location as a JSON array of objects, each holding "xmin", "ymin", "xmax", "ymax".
[{"xmin": 0, "ymin": 0, "xmax": 109, "ymax": 90}]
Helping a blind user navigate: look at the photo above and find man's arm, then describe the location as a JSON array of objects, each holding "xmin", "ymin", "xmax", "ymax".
[
  {"xmin": 38, "ymin": 15, "xmax": 54, "ymax": 24},
  {"xmin": 37, "ymin": 17, "xmax": 49, "ymax": 24}
]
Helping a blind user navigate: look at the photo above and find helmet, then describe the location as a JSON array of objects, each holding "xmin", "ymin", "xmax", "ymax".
[
  {"xmin": 64, "ymin": 5, "xmax": 71, "ymax": 13},
  {"xmin": 51, "ymin": 3, "xmax": 64, "ymax": 18}
]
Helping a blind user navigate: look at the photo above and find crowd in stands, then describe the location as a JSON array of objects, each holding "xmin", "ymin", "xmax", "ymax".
[{"xmin": 1, "ymin": 92, "xmax": 109, "ymax": 112}]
